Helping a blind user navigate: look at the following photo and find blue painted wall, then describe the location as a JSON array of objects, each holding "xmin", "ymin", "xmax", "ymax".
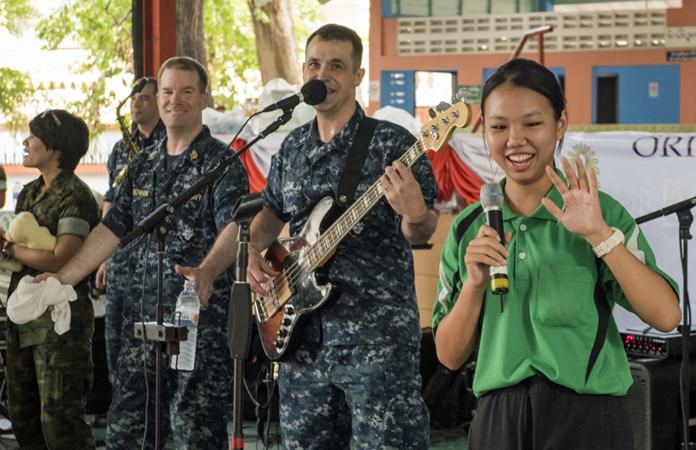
[
  {"xmin": 539, "ymin": 0, "xmax": 555, "ymax": 12},
  {"xmin": 592, "ymin": 65, "xmax": 680, "ymax": 124},
  {"xmin": 380, "ymin": 70, "xmax": 416, "ymax": 114},
  {"xmin": 383, "ymin": 0, "xmax": 550, "ymax": 17},
  {"xmin": 382, "ymin": 0, "xmax": 394, "ymax": 17}
]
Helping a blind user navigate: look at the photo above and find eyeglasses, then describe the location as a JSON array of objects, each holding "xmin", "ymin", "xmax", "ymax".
[{"xmin": 40, "ymin": 108, "xmax": 62, "ymax": 127}]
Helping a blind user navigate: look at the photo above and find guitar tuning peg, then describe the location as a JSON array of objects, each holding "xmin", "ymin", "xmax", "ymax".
[
  {"xmin": 436, "ymin": 101, "xmax": 452, "ymax": 112},
  {"xmin": 428, "ymin": 108, "xmax": 437, "ymax": 119}
]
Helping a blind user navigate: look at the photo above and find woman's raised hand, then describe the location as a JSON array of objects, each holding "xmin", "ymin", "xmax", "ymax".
[{"xmin": 542, "ymin": 157, "xmax": 611, "ymax": 243}]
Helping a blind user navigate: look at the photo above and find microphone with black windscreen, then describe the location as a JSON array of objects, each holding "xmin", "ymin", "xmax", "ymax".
[
  {"xmin": 480, "ymin": 183, "xmax": 509, "ymax": 312},
  {"xmin": 130, "ymin": 78, "xmax": 149, "ymax": 97},
  {"xmin": 261, "ymin": 79, "xmax": 327, "ymax": 113}
]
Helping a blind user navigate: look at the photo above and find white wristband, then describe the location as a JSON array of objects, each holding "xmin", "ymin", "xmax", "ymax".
[{"xmin": 592, "ymin": 227, "xmax": 624, "ymax": 258}]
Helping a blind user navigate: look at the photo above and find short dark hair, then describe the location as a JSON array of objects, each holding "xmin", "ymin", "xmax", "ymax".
[
  {"xmin": 135, "ymin": 76, "xmax": 158, "ymax": 93},
  {"xmin": 306, "ymin": 24, "xmax": 363, "ymax": 71},
  {"xmin": 481, "ymin": 58, "xmax": 565, "ymax": 120},
  {"xmin": 157, "ymin": 56, "xmax": 208, "ymax": 93},
  {"xmin": 29, "ymin": 109, "xmax": 89, "ymax": 172}
]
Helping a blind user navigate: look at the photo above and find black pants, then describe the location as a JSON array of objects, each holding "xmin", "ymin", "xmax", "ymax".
[{"xmin": 468, "ymin": 376, "xmax": 634, "ymax": 450}]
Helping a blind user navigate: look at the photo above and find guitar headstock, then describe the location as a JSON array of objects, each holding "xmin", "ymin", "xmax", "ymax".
[{"xmin": 420, "ymin": 101, "xmax": 472, "ymax": 152}]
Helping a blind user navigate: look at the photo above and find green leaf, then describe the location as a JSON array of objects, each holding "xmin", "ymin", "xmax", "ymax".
[
  {"xmin": 0, "ymin": 67, "xmax": 34, "ymax": 129},
  {"xmin": 0, "ymin": 0, "xmax": 35, "ymax": 35}
]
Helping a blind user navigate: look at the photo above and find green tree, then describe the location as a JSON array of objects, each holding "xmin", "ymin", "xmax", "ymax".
[
  {"xmin": 204, "ymin": 0, "xmax": 319, "ymax": 111},
  {"xmin": 0, "ymin": 0, "xmax": 35, "ymax": 128},
  {"xmin": 248, "ymin": 0, "xmax": 300, "ymax": 86},
  {"xmin": 0, "ymin": 67, "xmax": 34, "ymax": 129},
  {"xmin": 0, "ymin": 0, "xmax": 33, "ymax": 33},
  {"xmin": 6, "ymin": 0, "xmax": 319, "ymax": 131},
  {"xmin": 35, "ymin": 0, "xmax": 132, "ymax": 134},
  {"xmin": 204, "ymin": 0, "xmax": 259, "ymax": 110}
]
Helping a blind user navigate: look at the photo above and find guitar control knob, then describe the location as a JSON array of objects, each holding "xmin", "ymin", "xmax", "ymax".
[
  {"xmin": 275, "ymin": 339, "xmax": 285, "ymax": 349},
  {"xmin": 279, "ymin": 329, "xmax": 288, "ymax": 338},
  {"xmin": 282, "ymin": 318, "xmax": 292, "ymax": 326},
  {"xmin": 285, "ymin": 305, "xmax": 295, "ymax": 315}
]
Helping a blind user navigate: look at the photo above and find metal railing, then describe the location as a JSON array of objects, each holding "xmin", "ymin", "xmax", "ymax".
[
  {"xmin": 0, "ymin": 130, "xmax": 119, "ymax": 166},
  {"xmin": 471, "ymin": 25, "xmax": 554, "ymax": 132}
]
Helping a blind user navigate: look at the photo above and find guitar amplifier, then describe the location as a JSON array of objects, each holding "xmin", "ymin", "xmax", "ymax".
[
  {"xmin": 621, "ymin": 330, "xmax": 696, "ymax": 359},
  {"xmin": 625, "ymin": 358, "xmax": 681, "ymax": 450}
]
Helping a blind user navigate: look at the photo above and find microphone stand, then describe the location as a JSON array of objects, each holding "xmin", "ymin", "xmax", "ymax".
[
  {"xmin": 636, "ymin": 195, "xmax": 694, "ymax": 449},
  {"xmin": 227, "ymin": 193, "xmax": 265, "ymax": 450},
  {"xmin": 120, "ymin": 108, "xmax": 294, "ymax": 449}
]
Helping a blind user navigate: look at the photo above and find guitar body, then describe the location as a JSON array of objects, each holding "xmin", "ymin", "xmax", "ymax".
[{"xmin": 254, "ymin": 196, "xmax": 337, "ymax": 361}]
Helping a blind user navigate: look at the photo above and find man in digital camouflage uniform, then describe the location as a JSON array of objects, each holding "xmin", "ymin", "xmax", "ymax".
[
  {"xmin": 1, "ymin": 109, "xmax": 100, "ymax": 449},
  {"xmin": 40, "ymin": 57, "xmax": 249, "ymax": 449},
  {"xmin": 96, "ymin": 77, "xmax": 166, "ymax": 383},
  {"xmin": 244, "ymin": 24, "xmax": 438, "ymax": 449}
]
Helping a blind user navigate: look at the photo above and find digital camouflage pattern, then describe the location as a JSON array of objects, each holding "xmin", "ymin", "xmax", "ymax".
[
  {"xmin": 103, "ymin": 120, "xmax": 166, "ymax": 382},
  {"xmin": 102, "ymin": 126, "xmax": 249, "ymax": 449},
  {"xmin": 263, "ymin": 104, "xmax": 436, "ymax": 448},
  {"xmin": 103, "ymin": 121, "xmax": 166, "ymax": 204},
  {"xmin": 6, "ymin": 170, "xmax": 100, "ymax": 449},
  {"xmin": 107, "ymin": 337, "xmax": 233, "ymax": 450},
  {"xmin": 279, "ymin": 342, "xmax": 430, "ymax": 449}
]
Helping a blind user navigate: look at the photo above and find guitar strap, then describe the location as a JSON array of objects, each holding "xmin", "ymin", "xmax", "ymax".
[
  {"xmin": 335, "ymin": 116, "xmax": 378, "ymax": 207},
  {"xmin": 322, "ymin": 116, "xmax": 378, "ymax": 229},
  {"xmin": 320, "ymin": 116, "xmax": 377, "ymax": 231}
]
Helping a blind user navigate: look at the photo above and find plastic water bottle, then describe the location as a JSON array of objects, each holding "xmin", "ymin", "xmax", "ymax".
[{"xmin": 170, "ymin": 280, "xmax": 200, "ymax": 371}]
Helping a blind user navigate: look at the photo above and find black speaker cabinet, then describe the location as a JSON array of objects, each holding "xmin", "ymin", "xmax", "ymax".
[{"xmin": 626, "ymin": 357, "xmax": 696, "ymax": 450}]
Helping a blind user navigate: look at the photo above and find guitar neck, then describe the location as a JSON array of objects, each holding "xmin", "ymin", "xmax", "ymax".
[{"xmin": 304, "ymin": 140, "xmax": 427, "ymax": 271}]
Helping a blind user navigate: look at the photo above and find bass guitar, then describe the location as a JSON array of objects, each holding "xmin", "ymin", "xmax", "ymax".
[{"xmin": 254, "ymin": 101, "xmax": 472, "ymax": 360}]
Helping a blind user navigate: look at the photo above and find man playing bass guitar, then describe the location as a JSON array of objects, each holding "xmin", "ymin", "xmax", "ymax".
[{"xmin": 246, "ymin": 24, "xmax": 438, "ymax": 449}]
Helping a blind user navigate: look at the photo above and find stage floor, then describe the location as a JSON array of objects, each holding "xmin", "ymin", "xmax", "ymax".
[
  {"xmin": 0, "ymin": 419, "xmax": 469, "ymax": 448},
  {"xmin": 216, "ymin": 424, "xmax": 469, "ymax": 449},
  {"xmin": 94, "ymin": 421, "xmax": 468, "ymax": 449},
  {"xmin": 223, "ymin": 425, "xmax": 470, "ymax": 449}
]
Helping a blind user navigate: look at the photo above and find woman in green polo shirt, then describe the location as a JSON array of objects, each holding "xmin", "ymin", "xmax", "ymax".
[
  {"xmin": 433, "ymin": 59, "xmax": 681, "ymax": 450},
  {"xmin": 0, "ymin": 109, "xmax": 99, "ymax": 449}
]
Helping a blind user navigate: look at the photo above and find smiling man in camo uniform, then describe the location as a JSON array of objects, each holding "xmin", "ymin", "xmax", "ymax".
[
  {"xmin": 38, "ymin": 57, "xmax": 249, "ymax": 449},
  {"xmin": 228, "ymin": 24, "xmax": 437, "ymax": 449}
]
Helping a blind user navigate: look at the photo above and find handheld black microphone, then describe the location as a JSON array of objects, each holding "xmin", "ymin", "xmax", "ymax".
[
  {"xmin": 260, "ymin": 79, "xmax": 327, "ymax": 113},
  {"xmin": 480, "ymin": 183, "xmax": 509, "ymax": 310}
]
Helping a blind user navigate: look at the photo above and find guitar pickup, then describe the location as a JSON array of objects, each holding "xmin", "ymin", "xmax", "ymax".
[
  {"xmin": 270, "ymin": 282, "xmax": 281, "ymax": 310},
  {"xmin": 254, "ymin": 298, "xmax": 268, "ymax": 323}
]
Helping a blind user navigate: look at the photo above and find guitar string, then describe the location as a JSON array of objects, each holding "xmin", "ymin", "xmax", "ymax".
[
  {"xmin": 256, "ymin": 121, "xmax": 466, "ymax": 314},
  {"xmin": 258, "ymin": 140, "xmax": 428, "ymax": 314},
  {"xmin": 257, "ymin": 179, "xmax": 387, "ymax": 313},
  {"xmin": 273, "ymin": 105, "xmax": 466, "ymax": 297},
  {"xmin": 258, "ymin": 140, "xmax": 427, "ymax": 314}
]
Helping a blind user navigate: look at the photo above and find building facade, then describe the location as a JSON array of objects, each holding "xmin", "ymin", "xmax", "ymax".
[{"xmin": 368, "ymin": 0, "xmax": 696, "ymax": 125}]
